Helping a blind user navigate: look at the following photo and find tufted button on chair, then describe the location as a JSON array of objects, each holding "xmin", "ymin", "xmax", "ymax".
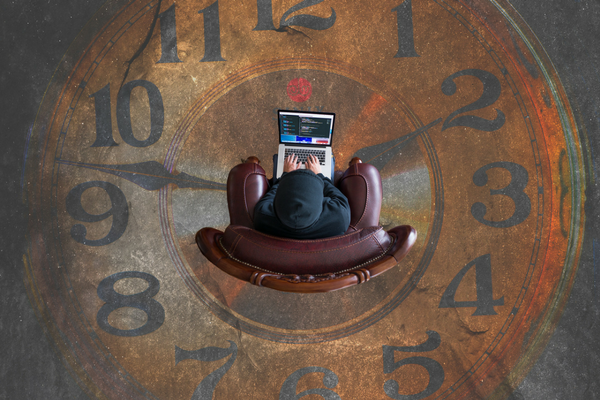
[{"xmin": 196, "ymin": 157, "xmax": 416, "ymax": 293}]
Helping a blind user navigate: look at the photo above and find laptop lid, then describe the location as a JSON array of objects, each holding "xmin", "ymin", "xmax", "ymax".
[{"xmin": 278, "ymin": 110, "xmax": 335, "ymax": 147}]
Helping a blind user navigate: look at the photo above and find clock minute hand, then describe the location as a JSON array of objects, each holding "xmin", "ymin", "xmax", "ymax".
[
  {"xmin": 56, "ymin": 160, "xmax": 226, "ymax": 191},
  {"xmin": 351, "ymin": 118, "xmax": 442, "ymax": 171}
]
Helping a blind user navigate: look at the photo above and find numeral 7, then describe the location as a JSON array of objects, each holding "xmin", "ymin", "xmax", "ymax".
[{"xmin": 175, "ymin": 341, "xmax": 238, "ymax": 400}]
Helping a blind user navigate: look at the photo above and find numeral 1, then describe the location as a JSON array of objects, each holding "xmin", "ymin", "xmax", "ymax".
[
  {"xmin": 90, "ymin": 84, "xmax": 116, "ymax": 147},
  {"xmin": 254, "ymin": 0, "xmax": 277, "ymax": 30},
  {"xmin": 157, "ymin": 4, "xmax": 182, "ymax": 63},
  {"xmin": 199, "ymin": 1, "xmax": 226, "ymax": 62},
  {"xmin": 392, "ymin": 0, "xmax": 419, "ymax": 58}
]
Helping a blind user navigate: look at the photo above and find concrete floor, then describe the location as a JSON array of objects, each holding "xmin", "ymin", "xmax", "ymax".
[{"xmin": 1, "ymin": 0, "xmax": 598, "ymax": 398}]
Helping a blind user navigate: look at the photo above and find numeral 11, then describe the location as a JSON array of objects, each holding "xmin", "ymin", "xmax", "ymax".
[{"xmin": 158, "ymin": 1, "xmax": 225, "ymax": 63}]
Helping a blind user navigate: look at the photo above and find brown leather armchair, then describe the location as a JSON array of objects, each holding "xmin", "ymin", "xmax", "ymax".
[{"xmin": 196, "ymin": 157, "xmax": 416, "ymax": 293}]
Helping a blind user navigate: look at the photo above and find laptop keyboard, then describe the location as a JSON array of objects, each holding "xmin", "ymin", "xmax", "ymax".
[{"xmin": 285, "ymin": 148, "xmax": 326, "ymax": 165}]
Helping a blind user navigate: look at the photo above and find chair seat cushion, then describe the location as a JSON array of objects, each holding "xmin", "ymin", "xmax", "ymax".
[{"xmin": 219, "ymin": 225, "xmax": 394, "ymax": 276}]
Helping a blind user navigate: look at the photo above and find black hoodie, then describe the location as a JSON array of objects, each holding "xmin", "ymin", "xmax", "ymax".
[{"xmin": 253, "ymin": 169, "xmax": 351, "ymax": 239}]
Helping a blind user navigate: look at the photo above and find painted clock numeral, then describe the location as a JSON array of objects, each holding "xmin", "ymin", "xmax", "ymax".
[
  {"xmin": 441, "ymin": 69, "xmax": 506, "ymax": 132},
  {"xmin": 198, "ymin": 1, "xmax": 226, "ymax": 62},
  {"xmin": 392, "ymin": 0, "xmax": 419, "ymax": 58},
  {"xmin": 254, "ymin": 0, "xmax": 336, "ymax": 31},
  {"xmin": 175, "ymin": 341, "xmax": 238, "ymax": 400},
  {"xmin": 96, "ymin": 271, "xmax": 165, "ymax": 336},
  {"xmin": 383, "ymin": 331, "xmax": 444, "ymax": 399},
  {"xmin": 90, "ymin": 84, "xmax": 116, "ymax": 146},
  {"xmin": 154, "ymin": 2, "xmax": 224, "ymax": 63},
  {"xmin": 157, "ymin": 4, "xmax": 183, "ymax": 63},
  {"xmin": 66, "ymin": 181, "xmax": 129, "ymax": 246},
  {"xmin": 90, "ymin": 80, "xmax": 164, "ymax": 147},
  {"xmin": 279, "ymin": 367, "xmax": 341, "ymax": 400},
  {"xmin": 439, "ymin": 254, "xmax": 505, "ymax": 315},
  {"xmin": 471, "ymin": 161, "xmax": 531, "ymax": 228}
]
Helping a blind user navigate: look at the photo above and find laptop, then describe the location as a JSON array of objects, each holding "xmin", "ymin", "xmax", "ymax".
[{"xmin": 275, "ymin": 110, "xmax": 335, "ymax": 180}]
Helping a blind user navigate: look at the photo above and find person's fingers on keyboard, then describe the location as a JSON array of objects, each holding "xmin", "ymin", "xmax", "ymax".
[
  {"xmin": 306, "ymin": 155, "xmax": 322, "ymax": 175},
  {"xmin": 284, "ymin": 154, "xmax": 299, "ymax": 172}
]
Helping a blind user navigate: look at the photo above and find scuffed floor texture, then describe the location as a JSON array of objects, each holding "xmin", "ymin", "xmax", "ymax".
[{"xmin": 1, "ymin": 0, "xmax": 599, "ymax": 398}]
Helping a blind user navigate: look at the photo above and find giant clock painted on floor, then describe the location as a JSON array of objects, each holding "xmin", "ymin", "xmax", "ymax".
[{"xmin": 23, "ymin": 0, "xmax": 585, "ymax": 398}]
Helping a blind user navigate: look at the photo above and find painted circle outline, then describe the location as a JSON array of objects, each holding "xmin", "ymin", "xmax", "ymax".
[{"xmin": 159, "ymin": 57, "xmax": 445, "ymax": 344}]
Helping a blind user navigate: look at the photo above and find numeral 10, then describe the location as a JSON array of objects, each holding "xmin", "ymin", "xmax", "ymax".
[{"xmin": 155, "ymin": 0, "xmax": 418, "ymax": 63}]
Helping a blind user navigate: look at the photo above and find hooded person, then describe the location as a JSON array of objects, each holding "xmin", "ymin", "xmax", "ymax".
[{"xmin": 253, "ymin": 154, "xmax": 351, "ymax": 240}]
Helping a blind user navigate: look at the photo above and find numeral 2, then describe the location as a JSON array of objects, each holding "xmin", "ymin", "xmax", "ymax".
[
  {"xmin": 255, "ymin": 0, "xmax": 336, "ymax": 31},
  {"xmin": 441, "ymin": 69, "xmax": 505, "ymax": 132}
]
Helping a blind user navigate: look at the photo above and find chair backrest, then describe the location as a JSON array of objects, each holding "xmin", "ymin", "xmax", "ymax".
[{"xmin": 196, "ymin": 224, "xmax": 416, "ymax": 293}]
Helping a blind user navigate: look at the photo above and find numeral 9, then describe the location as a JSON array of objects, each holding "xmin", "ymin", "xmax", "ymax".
[{"xmin": 66, "ymin": 181, "xmax": 129, "ymax": 246}]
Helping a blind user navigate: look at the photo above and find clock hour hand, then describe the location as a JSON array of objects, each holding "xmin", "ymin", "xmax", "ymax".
[
  {"xmin": 351, "ymin": 118, "xmax": 441, "ymax": 171},
  {"xmin": 56, "ymin": 160, "xmax": 226, "ymax": 191}
]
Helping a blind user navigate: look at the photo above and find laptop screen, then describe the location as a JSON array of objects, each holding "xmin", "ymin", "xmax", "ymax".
[{"xmin": 278, "ymin": 110, "xmax": 335, "ymax": 146}]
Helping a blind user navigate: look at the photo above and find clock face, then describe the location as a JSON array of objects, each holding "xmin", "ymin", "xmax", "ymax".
[{"xmin": 23, "ymin": 0, "xmax": 585, "ymax": 398}]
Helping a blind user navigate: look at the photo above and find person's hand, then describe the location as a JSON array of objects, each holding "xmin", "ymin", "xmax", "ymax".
[
  {"xmin": 283, "ymin": 154, "xmax": 300, "ymax": 173},
  {"xmin": 305, "ymin": 154, "xmax": 322, "ymax": 175}
]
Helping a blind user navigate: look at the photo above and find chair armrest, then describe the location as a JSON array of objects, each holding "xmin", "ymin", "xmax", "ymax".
[{"xmin": 226, "ymin": 160, "xmax": 268, "ymax": 228}]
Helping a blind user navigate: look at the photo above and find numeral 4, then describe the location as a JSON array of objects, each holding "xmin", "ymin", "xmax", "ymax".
[{"xmin": 439, "ymin": 254, "xmax": 504, "ymax": 316}]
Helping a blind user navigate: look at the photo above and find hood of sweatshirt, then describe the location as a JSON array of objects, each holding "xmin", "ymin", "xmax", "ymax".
[{"xmin": 274, "ymin": 169, "xmax": 324, "ymax": 230}]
